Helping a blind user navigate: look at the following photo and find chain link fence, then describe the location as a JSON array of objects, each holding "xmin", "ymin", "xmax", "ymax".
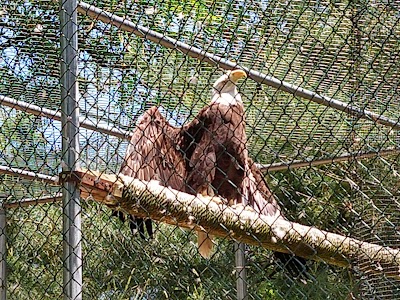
[{"xmin": 1, "ymin": 0, "xmax": 400, "ymax": 299}]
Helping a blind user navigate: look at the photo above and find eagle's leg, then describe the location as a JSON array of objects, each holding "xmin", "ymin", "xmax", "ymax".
[
  {"xmin": 230, "ymin": 203, "xmax": 255, "ymax": 212},
  {"xmin": 197, "ymin": 185, "xmax": 215, "ymax": 258},
  {"xmin": 200, "ymin": 185, "xmax": 225, "ymax": 205}
]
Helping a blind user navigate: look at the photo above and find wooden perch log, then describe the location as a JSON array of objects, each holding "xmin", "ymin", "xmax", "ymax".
[{"xmin": 77, "ymin": 170, "xmax": 400, "ymax": 280}]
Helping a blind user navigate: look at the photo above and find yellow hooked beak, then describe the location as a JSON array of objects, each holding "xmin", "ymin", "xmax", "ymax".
[{"xmin": 227, "ymin": 69, "xmax": 247, "ymax": 83}]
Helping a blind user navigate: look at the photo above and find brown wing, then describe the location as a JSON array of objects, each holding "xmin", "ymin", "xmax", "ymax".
[
  {"xmin": 120, "ymin": 106, "xmax": 186, "ymax": 191},
  {"xmin": 117, "ymin": 106, "xmax": 187, "ymax": 239},
  {"xmin": 243, "ymin": 158, "xmax": 282, "ymax": 217}
]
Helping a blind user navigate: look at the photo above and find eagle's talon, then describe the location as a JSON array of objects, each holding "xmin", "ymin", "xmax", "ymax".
[
  {"xmin": 230, "ymin": 203, "xmax": 246, "ymax": 210},
  {"xmin": 244, "ymin": 205, "xmax": 256, "ymax": 212},
  {"xmin": 198, "ymin": 195, "xmax": 227, "ymax": 206},
  {"xmin": 211, "ymin": 197, "xmax": 227, "ymax": 205},
  {"xmin": 199, "ymin": 195, "xmax": 214, "ymax": 205}
]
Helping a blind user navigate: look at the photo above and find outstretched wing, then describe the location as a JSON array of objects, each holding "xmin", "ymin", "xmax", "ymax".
[
  {"xmin": 120, "ymin": 106, "xmax": 186, "ymax": 190},
  {"xmin": 117, "ymin": 106, "xmax": 186, "ymax": 238}
]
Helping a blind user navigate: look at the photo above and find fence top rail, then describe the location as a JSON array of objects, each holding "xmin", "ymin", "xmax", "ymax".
[
  {"xmin": 77, "ymin": 1, "xmax": 400, "ymax": 131},
  {"xmin": 78, "ymin": 169, "xmax": 400, "ymax": 280}
]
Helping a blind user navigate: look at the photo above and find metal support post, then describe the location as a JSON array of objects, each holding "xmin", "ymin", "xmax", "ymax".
[
  {"xmin": 60, "ymin": 0, "xmax": 82, "ymax": 299},
  {"xmin": 0, "ymin": 208, "xmax": 6, "ymax": 300},
  {"xmin": 235, "ymin": 176, "xmax": 248, "ymax": 300},
  {"xmin": 235, "ymin": 242, "xmax": 248, "ymax": 300}
]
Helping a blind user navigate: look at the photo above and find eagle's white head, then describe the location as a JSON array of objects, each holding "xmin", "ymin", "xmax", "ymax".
[{"xmin": 211, "ymin": 69, "xmax": 247, "ymax": 106}]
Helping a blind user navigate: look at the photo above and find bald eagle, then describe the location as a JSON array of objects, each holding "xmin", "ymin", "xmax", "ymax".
[{"xmin": 116, "ymin": 69, "xmax": 307, "ymax": 277}]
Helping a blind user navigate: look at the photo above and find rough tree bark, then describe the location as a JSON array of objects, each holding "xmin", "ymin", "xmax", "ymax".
[{"xmin": 76, "ymin": 170, "xmax": 400, "ymax": 280}]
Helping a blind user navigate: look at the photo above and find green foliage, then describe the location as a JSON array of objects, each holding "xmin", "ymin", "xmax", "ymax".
[
  {"xmin": 7, "ymin": 203, "xmax": 63, "ymax": 300},
  {"xmin": 7, "ymin": 199, "xmax": 356, "ymax": 299}
]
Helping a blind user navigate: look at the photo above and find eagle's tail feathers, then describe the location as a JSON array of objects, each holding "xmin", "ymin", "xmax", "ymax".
[{"xmin": 198, "ymin": 231, "xmax": 213, "ymax": 258}]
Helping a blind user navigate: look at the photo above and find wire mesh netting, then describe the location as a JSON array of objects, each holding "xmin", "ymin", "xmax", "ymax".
[{"xmin": 1, "ymin": 0, "xmax": 400, "ymax": 299}]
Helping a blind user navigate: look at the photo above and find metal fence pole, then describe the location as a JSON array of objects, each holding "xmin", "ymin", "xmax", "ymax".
[
  {"xmin": 235, "ymin": 242, "xmax": 248, "ymax": 300},
  {"xmin": 60, "ymin": 0, "xmax": 82, "ymax": 299},
  {"xmin": 235, "ymin": 177, "xmax": 248, "ymax": 300},
  {"xmin": 0, "ymin": 208, "xmax": 6, "ymax": 300}
]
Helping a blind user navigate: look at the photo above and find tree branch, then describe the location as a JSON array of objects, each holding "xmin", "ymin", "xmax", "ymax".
[
  {"xmin": 78, "ymin": 170, "xmax": 400, "ymax": 280},
  {"xmin": 2, "ymin": 165, "xmax": 399, "ymax": 279}
]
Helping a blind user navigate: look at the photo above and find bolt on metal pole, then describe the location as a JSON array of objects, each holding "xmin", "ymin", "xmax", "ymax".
[
  {"xmin": 60, "ymin": 0, "xmax": 82, "ymax": 299},
  {"xmin": 0, "ymin": 208, "xmax": 6, "ymax": 300}
]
